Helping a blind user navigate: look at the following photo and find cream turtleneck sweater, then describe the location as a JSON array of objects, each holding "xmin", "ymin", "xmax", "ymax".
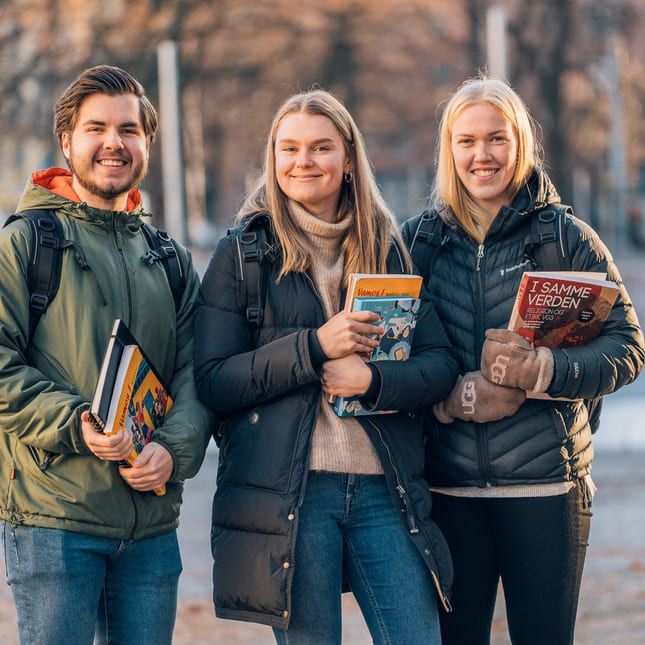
[{"xmin": 288, "ymin": 200, "xmax": 383, "ymax": 475}]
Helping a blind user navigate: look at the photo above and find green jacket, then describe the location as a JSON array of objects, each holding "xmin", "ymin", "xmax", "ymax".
[{"xmin": 0, "ymin": 168, "xmax": 213, "ymax": 540}]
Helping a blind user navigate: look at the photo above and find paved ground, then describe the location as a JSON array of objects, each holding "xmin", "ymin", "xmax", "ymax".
[{"xmin": 0, "ymin": 249, "xmax": 643, "ymax": 643}]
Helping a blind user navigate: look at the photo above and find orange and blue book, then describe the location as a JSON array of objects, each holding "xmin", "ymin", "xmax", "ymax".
[
  {"xmin": 331, "ymin": 274, "xmax": 422, "ymax": 417},
  {"xmin": 90, "ymin": 319, "xmax": 173, "ymax": 495}
]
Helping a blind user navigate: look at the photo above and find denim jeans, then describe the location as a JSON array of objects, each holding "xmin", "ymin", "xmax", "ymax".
[
  {"xmin": 273, "ymin": 471, "xmax": 441, "ymax": 645},
  {"xmin": 432, "ymin": 480, "xmax": 593, "ymax": 645},
  {"xmin": 2, "ymin": 523, "xmax": 182, "ymax": 645}
]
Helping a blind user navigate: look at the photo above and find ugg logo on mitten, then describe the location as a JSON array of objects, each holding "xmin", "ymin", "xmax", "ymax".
[
  {"xmin": 490, "ymin": 354, "xmax": 510, "ymax": 385},
  {"xmin": 460, "ymin": 379, "xmax": 477, "ymax": 416}
]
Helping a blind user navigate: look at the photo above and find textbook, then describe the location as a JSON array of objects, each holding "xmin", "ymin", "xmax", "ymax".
[
  {"xmin": 508, "ymin": 271, "xmax": 619, "ymax": 348},
  {"xmin": 354, "ymin": 296, "xmax": 419, "ymax": 362},
  {"xmin": 332, "ymin": 279, "xmax": 421, "ymax": 417},
  {"xmin": 343, "ymin": 273, "xmax": 423, "ymax": 312},
  {"xmin": 90, "ymin": 319, "xmax": 173, "ymax": 495}
]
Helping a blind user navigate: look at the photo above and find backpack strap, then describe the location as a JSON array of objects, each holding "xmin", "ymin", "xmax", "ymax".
[
  {"xmin": 227, "ymin": 224, "xmax": 268, "ymax": 328},
  {"xmin": 525, "ymin": 205, "xmax": 573, "ymax": 271},
  {"xmin": 408, "ymin": 210, "xmax": 450, "ymax": 275},
  {"xmin": 3, "ymin": 209, "xmax": 69, "ymax": 338},
  {"xmin": 140, "ymin": 223, "xmax": 185, "ymax": 310}
]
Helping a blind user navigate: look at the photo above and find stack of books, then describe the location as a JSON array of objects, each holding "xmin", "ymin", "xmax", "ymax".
[{"xmin": 89, "ymin": 319, "xmax": 173, "ymax": 495}]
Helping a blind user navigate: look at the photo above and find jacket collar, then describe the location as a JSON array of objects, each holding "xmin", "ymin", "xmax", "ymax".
[{"xmin": 17, "ymin": 168, "xmax": 145, "ymax": 232}]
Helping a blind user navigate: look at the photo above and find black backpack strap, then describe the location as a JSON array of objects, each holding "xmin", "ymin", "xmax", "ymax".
[
  {"xmin": 525, "ymin": 205, "xmax": 572, "ymax": 271},
  {"xmin": 140, "ymin": 223, "xmax": 185, "ymax": 310},
  {"xmin": 227, "ymin": 224, "xmax": 268, "ymax": 327},
  {"xmin": 4, "ymin": 209, "xmax": 67, "ymax": 338},
  {"xmin": 408, "ymin": 210, "xmax": 449, "ymax": 276}
]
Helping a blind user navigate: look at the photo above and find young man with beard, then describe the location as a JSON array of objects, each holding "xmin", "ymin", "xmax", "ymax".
[{"xmin": 0, "ymin": 65, "xmax": 213, "ymax": 645}]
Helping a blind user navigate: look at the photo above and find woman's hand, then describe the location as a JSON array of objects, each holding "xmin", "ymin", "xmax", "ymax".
[
  {"xmin": 316, "ymin": 310, "xmax": 383, "ymax": 359},
  {"xmin": 321, "ymin": 353, "xmax": 374, "ymax": 398}
]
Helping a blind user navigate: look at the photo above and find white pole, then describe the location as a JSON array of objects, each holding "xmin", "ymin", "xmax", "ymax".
[
  {"xmin": 606, "ymin": 32, "xmax": 628, "ymax": 250},
  {"xmin": 157, "ymin": 40, "xmax": 187, "ymax": 243},
  {"xmin": 486, "ymin": 6, "xmax": 508, "ymax": 80}
]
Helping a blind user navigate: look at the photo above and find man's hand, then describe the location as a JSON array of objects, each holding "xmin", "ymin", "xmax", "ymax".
[
  {"xmin": 481, "ymin": 329, "xmax": 554, "ymax": 393},
  {"xmin": 80, "ymin": 411, "xmax": 134, "ymax": 461},
  {"xmin": 119, "ymin": 443, "xmax": 173, "ymax": 493},
  {"xmin": 433, "ymin": 371, "xmax": 526, "ymax": 423}
]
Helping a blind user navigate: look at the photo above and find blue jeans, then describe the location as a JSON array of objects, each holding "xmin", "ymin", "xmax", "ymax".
[
  {"xmin": 273, "ymin": 471, "xmax": 441, "ymax": 645},
  {"xmin": 2, "ymin": 524, "xmax": 182, "ymax": 645}
]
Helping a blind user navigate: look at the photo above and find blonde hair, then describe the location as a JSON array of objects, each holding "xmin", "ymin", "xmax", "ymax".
[
  {"xmin": 431, "ymin": 75, "xmax": 543, "ymax": 241},
  {"xmin": 238, "ymin": 89, "xmax": 411, "ymax": 281}
]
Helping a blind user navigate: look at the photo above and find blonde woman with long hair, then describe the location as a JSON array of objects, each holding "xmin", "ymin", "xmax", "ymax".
[{"xmin": 195, "ymin": 89, "xmax": 459, "ymax": 644}]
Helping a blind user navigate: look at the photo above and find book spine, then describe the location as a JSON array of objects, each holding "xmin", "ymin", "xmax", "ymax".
[
  {"xmin": 508, "ymin": 273, "xmax": 530, "ymax": 334},
  {"xmin": 87, "ymin": 411, "xmax": 106, "ymax": 432}
]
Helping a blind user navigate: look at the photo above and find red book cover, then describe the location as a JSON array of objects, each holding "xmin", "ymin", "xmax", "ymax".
[{"xmin": 508, "ymin": 272, "xmax": 619, "ymax": 348}]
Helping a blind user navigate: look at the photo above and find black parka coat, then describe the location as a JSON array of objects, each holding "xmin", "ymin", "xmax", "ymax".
[
  {"xmin": 194, "ymin": 213, "xmax": 459, "ymax": 628},
  {"xmin": 400, "ymin": 171, "xmax": 644, "ymax": 489}
]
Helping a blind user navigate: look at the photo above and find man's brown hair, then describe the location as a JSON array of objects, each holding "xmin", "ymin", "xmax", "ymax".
[{"xmin": 53, "ymin": 65, "xmax": 158, "ymax": 147}]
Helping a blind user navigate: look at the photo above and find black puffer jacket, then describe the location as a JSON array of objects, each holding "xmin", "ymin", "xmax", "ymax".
[
  {"xmin": 194, "ymin": 213, "xmax": 459, "ymax": 628},
  {"xmin": 401, "ymin": 171, "xmax": 644, "ymax": 488}
]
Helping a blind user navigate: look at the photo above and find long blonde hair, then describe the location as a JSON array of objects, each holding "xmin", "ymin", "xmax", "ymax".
[
  {"xmin": 238, "ymin": 89, "xmax": 411, "ymax": 281},
  {"xmin": 431, "ymin": 75, "xmax": 543, "ymax": 241}
]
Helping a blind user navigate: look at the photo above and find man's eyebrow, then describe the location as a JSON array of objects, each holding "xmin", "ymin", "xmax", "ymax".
[{"xmin": 81, "ymin": 119, "xmax": 141, "ymax": 128}]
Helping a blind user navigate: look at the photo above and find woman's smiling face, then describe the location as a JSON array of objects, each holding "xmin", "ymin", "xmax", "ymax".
[
  {"xmin": 274, "ymin": 112, "xmax": 350, "ymax": 223},
  {"xmin": 451, "ymin": 101, "xmax": 518, "ymax": 221}
]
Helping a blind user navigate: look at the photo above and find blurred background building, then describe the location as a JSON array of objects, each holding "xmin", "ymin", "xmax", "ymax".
[{"xmin": 1, "ymin": 0, "xmax": 644, "ymax": 252}]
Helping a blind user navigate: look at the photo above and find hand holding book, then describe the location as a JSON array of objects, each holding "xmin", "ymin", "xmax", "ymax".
[
  {"xmin": 316, "ymin": 309, "xmax": 383, "ymax": 359},
  {"xmin": 481, "ymin": 271, "xmax": 620, "ymax": 402},
  {"xmin": 480, "ymin": 329, "xmax": 554, "ymax": 394},
  {"xmin": 328, "ymin": 273, "xmax": 423, "ymax": 417},
  {"xmin": 88, "ymin": 319, "xmax": 173, "ymax": 496}
]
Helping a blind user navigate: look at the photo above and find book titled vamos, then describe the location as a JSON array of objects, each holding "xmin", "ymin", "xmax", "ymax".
[{"xmin": 508, "ymin": 271, "xmax": 619, "ymax": 348}]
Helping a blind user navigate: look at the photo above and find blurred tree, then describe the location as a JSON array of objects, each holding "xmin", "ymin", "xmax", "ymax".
[{"xmin": 1, "ymin": 0, "xmax": 644, "ymax": 243}]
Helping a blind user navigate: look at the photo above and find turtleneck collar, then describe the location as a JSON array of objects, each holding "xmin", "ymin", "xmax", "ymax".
[{"xmin": 288, "ymin": 199, "xmax": 352, "ymax": 240}]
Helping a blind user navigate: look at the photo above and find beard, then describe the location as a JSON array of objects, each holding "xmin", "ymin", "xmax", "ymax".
[{"xmin": 67, "ymin": 149, "xmax": 148, "ymax": 205}]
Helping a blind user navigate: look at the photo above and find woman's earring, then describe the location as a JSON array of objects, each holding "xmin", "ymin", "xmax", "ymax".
[{"xmin": 344, "ymin": 172, "xmax": 353, "ymax": 183}]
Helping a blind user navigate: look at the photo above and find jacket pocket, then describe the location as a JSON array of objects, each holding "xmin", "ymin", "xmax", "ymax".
[
  {"xmin": 27, "ymin": 445, "xmax": 57, "ymax": 472},
  {"xmin": 217, "ymin": 397, "xmax": 315, "ymax": 494}
]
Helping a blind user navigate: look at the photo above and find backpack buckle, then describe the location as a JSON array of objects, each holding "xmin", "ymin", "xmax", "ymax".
[
  {"xmin": 29, "ymin": 292, "xmax": 49, "ymax": 313},
  {"xmin": 246, "ymin": 306, "xmax": 262, "ymax": 325}
]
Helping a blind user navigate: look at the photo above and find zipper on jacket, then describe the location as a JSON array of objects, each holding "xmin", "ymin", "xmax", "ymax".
[
  {"xmin": 112, "ymin": 213, "xmax": 134, "ymax": 321},
  {"xmin": 38, "ymin": 451, "xmax": 55, "ymax": 472},
  {"xmin": 431, "ymin": 570, "xmax": 453, "ymax": 612},
  {"xmin": 365, "ymin": 420, "xmax": 453, "ymax": 611},
  {"xmin": 365, "ymin": 419, "xmax": 419, "ymax": 533},
  {"xmin": 473, "ymin": 242, "xmax": 491, "ymax": 484},
  {"xmin": 475, "ymin": 243, "xmax": 485, "ymax": 272},
  {"xmin": 127, "ymin": 488, "xmax": 140, "ymax": 539}
]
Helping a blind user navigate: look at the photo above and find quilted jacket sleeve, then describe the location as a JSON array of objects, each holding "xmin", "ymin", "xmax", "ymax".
[
  {"xmin": 193, "ymin": 235, "xmax": 321, "ymax": 414},
  {"xmin": 361, "ymin": 287, "xmax": 459, "ymax": 412}
]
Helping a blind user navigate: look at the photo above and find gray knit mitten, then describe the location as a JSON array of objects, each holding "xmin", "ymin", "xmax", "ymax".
[
  {"xmin": 481, "ymin": 329, "xmax": 554, "ymax": 393},
  {"xmin": 433, "ymin": 371, "xmax": 526, "ymax": 424}
]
